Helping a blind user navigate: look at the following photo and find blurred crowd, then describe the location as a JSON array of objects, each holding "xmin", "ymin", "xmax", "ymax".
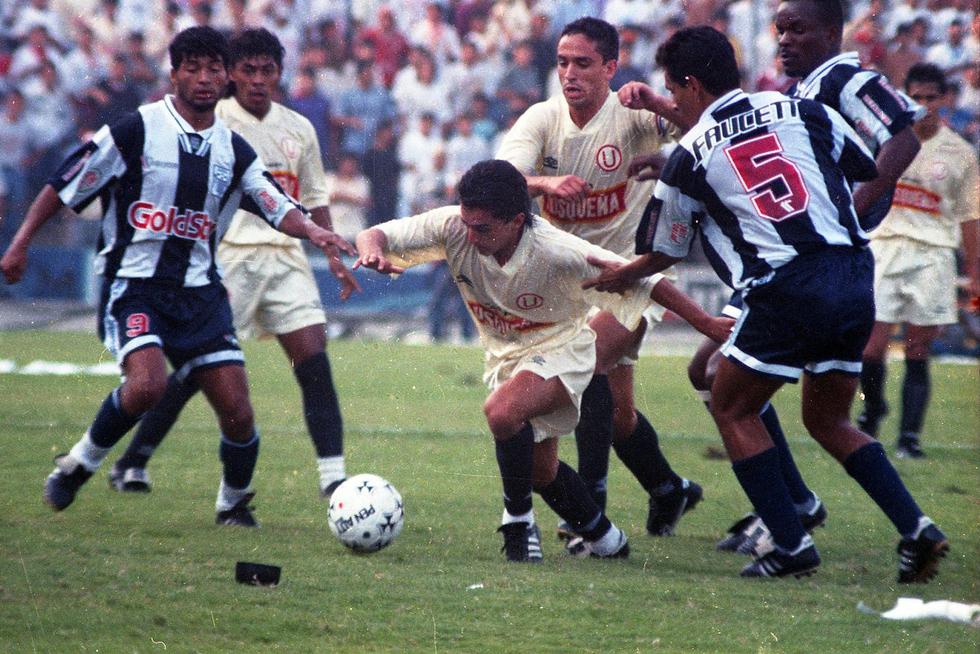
[{"xmin": 0, "ymin": 0, "xmax": 977, "ymax": 247}]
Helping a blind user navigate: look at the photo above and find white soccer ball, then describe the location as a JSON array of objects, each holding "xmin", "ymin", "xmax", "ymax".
[{"xmin": 327, "ymin": 474, "xmax": 404, "ymax": 552}]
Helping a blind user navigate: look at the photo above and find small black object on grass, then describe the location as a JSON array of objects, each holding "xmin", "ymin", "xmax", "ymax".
[{"xmin": 235, "ymin": 561, "xmax": 281, "ymax": 587}]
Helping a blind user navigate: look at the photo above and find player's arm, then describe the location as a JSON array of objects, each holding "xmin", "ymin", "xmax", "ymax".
[
  {"xmin": 582, "ymin": 251, "xmax": 682, "ymax": 294},
  {"xmin": 649, "ymin": 277, "xmax": 734, "ymax": 344},
  {"xmin": 1, "ymin": 185, "xmax": 65, "ymax": 283},
  {"xmin": 525, "ymin": 174, "xmax": 591, "ymax": 201},
  {"xmin": 353, "ymin": 227, "xmax": 405, "ymax": 274},
  {"xmin": 617, "ymin": 81, "xmax": 693, "ymax": 131},
  {"xmin": 852, "ymin": 126, "xmax": 919, "ymax": 220}
]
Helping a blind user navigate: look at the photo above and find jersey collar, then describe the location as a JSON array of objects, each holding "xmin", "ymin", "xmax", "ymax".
[
  {"xmin": 796, "ymin": 52, "xmax": 861, "ymax": 97},
  {"xmin": 164, "ymin": 94, "xmax": 218, "ymax": 156}
]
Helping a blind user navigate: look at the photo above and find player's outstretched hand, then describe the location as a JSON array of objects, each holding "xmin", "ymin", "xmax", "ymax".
[
  {"xmin": 307, "ymin": 224, "xmax": 356, "ymax": 257},
  {"xmin": 352, "ymin": 252, "xmax": 405, "ymax": 275},
  {"xmin": 0, "ymin": 244, "xmax": 27, "ymax": 284},
  {"xmin": 627, "ymin": 153, "xmax": 667, "ymax": 181},
  {"xmin": 328, "ymin": 254, "xmax": 361, "ymax": 300},
  {"xmin": 541, "ymin": 175, "xmax": 590, "ymax": 202},
  {"xmin": 582, "ymin": 255, "xmax": 632, "ymax": 294}
]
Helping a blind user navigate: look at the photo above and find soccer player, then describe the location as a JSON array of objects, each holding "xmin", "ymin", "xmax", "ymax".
[
  {"xmin": 585, "ymin": 26, "xmax": 949, "ymax": 582},
  {"xmin": 0, "ymin": 27, "xmax": 354, "ymax": 526},
  {"xmin": 108, "ymin": 28, "xmax": 359, "ymax": 498},
  {"xmin": 859, "ymin": 63, "xmax": 980, "ymax": 458},
  {"xmin": 496, "ymin": 16, "xmax": 703, "ymax": 541},
  {"xmin": 354, "ymin": 159, "xmax": 732, "ymax": 562}
]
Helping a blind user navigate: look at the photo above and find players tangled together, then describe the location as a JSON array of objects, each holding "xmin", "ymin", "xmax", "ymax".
[{"xmin": 2, "ymin": 0, "xmax": 976, "ymax": 585}]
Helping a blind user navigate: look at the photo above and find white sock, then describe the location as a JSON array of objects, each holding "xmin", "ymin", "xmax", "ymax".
[
  {"xmin": 317, "ymin": 456, "xmax": 346, "ymax": 490},
  {"xmin": 589, "ymin": 524, "xmax": 626, "ymax": 556},
  {"xmin": 68, "ymin": 431, "xmax": 111, "ymax": 472},
  {"xmin": 216, "ymin": 478, "xmax": 252, "ymax": 512},
  {"xmin": 501, "ymin": 509, "xmax": 534, "ymax": 526}
]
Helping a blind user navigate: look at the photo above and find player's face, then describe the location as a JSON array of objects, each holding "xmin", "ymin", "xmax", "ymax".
[
  {"xmin": 907, "ymin": 81, "xmax": 944, "ymax": 127},
  {"xmin": 664, "ymin": 73, "xmax": 701, "ymax": 127},
  {"xmin": 557, "ymin": 33, "xmax": 616, "ymax": 110},
  {"xmin": 171, "ymin": 54, "xmax": 227, "ymax": 113},
  {"xmin": 460, "ymin": 206, "xmax": 525, "ymax": 260},
  {"xmin": 230, "ymin": 54, "xmax": 281, "ymax": 117},
  {"xmin": 775, "ymin": 0, "xmax": 840, "ymax": 78}
]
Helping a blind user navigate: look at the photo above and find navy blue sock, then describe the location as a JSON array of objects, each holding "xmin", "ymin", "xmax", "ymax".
[
  {"xmin": 219, "ymin": 431, "xmax": 259, "ymax": 489},
  {"xmin": 900, "ymin": 359, "xmax": 929, "ymax": 438},
  {"xmin": 613, "ymin": 411, "xmax": 681, "ymax": 495},
  {"xmin": 574, "ymin": 374, "xmax": 612, "ymax": 510},
  {"xmin": 536, "ymin": 460, "xmax": 610, "ymax": 541},
  {"xmin": 495, "ymin": 423, "xmax": 534, "ymax": 517},
  {"xmin": 89, "ymin": 387, "xmax": 142, "ymax": 449},
  {"xmin": 731, "ymin": 447, "xmax": 806, "ymax": 551},
  {"xmin": 760, "ymin": 403, "xmax": 812, "ymax": 506},
  {"xmin": 294, "ymin": 352, "xmax": 344, "ymax": 458},
  {"xmin": 860, "ymin": 359, "xmax": 887, "ymax": 413},
  {"xmin": 117, "ymin": 373, "xmax": 198, "ymax": 469},
  {"xmin": 843, "ymin": 442, "xmax": 922, "ymax": 536}
]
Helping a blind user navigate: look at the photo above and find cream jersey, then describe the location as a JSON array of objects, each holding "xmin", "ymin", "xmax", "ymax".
[
  {"xmin": 496, "ymin": 91, "xmax": 676, "ymax": 258},
  {"xmin": 375, "ymin": 206, "xmax": 661, "ymax": 373},
  {"xmin": 216, "ymin": 97, "xmax": 331, "ymax": 247},
  {"xmin": 871, "ymin": 125, "xmax": 980, "ymax": 249}
]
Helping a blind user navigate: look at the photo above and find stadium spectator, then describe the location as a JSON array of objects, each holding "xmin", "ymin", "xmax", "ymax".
[
  {"xmin": 468, "ymin": 92, "xmax": 499, "ymax": 142},
  {"xmin": 495, "ymin": 40, "xmax": 542, "ymax": 111},
  {"xmin": 398, "ymin": 112, "xmax": 444, "ymax": 215},
  {"xmin": 0, "ymin": 26, "xmax": 354, "ymax": 525},
  {"xmin": 859, "ymin": 63, "xmax": 979, "ymax": 458},
  {"xmin": 121, "ymin": 32, "xmax": 163, "ymax": 100},
  {"xmin": 0, "ymin": 88, "xmax": 32, "ymax": 234},
  {"xmin": 392, "ymin": 47, "xmax": 450, "ymax": 125},
  {"xmin": 288, "ymin": 66, "xmax": 333, "ymax": 168},
  {"xmin": 326, "ymin": 151, "xmax": 371, "ymax": 242},
  {"xmin": 361, "ymin": 120, "xmax": 400, "ymax": 226},
  {"xmin": 926, "ymin": 18, "xmax": 972, "ymax": 82},
  {"xmin": 409, "ymin": 2, "xmax": 460, "ymax": 68},
  {"xmin": 609, "ymin": 41, "xmax": 645, "ymax": 91},
  {"xmin": 356, "ymin": 6, "xmax": 409, "ymax": 89},
  {"xmin": 110, "ymin": 28, "xmax": 358, "ymax": 499},
  {"xmin": 334, "ymin": 60, "xmax": 396, "ymax": 158},
  {"xmin": 882, "ymin": 22, "xmax": 924, "ymax": 91},
  {"xmin": 21, "ymin": 60, "xmax": 74, "ymax": 189},
  {"xmin": 445, "ymin": 114, "xmax": 492, "ymax": 194},
  {"xmin": 58, "ymin": 22, "xmax": 108, "ymax": 100},
  {"xmin": 86, "ymin": 0, "xmax": 129, "ymax": 52},
  {"xmin": 88, "ymin": 53, "xmax": 143, "ymax": 128},
  {"xmin": 442, "ymin": 38, "xmax": 500, "ymax": 118},
  {"xmin": 8, "ymin": 21, "xmax": 62, "ymax": 83}
]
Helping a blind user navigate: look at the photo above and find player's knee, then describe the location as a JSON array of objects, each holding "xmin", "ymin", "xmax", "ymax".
[
  {"xmin": 483, "ymin": 398, "xmax": 522, "ymax": 440},
  {"xmin": 687, "ymin": 358, "xmax": 709, "ymax": 391},
  {"xmin": 122, "ymin": 373, "xmax": 169, "ymax": 415},
  {"xmin": 218, "ymin": 402, "xmax": 255, "ymax": 440}
]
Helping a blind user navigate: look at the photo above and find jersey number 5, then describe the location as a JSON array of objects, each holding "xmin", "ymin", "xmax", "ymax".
[{"xmin": 725, "ymin": 133, "xmax": 809, "ymax": 222}]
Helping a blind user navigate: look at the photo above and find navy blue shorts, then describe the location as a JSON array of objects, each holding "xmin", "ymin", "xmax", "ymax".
[
  {"xmin": 720, "ymin": 247, "xmax": 874, "ymax": 382},
  {"xmin": 98, "ymin": 278, "xmax": 244, "ymax": 380}
]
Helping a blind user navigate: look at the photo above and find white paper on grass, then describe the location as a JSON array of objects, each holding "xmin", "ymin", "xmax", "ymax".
[{"xmin": 858, "ymin": 597, "xmax": 980, "ymax": 625}]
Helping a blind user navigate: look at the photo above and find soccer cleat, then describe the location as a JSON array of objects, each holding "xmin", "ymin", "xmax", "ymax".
[
  {"xmin": 216, "ymin": 493, "xmax": 259, "ymax": 528},
  {"xmin": 895, "ymin": 436, "xmax": 926, "ymax": 459},
  {"xmin": 43, "ymin": 454, "xmax": 94, "ymax": 511},
  {"xmin": 565, "ymin": 527, "xmax": 630, "ymax": 559},
  {"xmin": 897, "ymin": 518, "xmax": 948, "ymax": 583},
  {"xmin": 856, "ymin": 401, "xmax": 888, "ymax": 439},
  {"xmin": 556, "ymin": 520, "xmax": 578, "ymax": 542},
  {"xmin": 108, "ymin": 465, "xmax": 152, "ymax": 493},
  {"xmin": 718, "ymin": 499, "xmax": 828, "ymax": 556},
  {"xmin": 647, "ymin": 479, "xmax": 702, "ymax": 536},
  {"xmin": 740, "ymin": 535, "xmax": 820, "ymax": 579},
  {"xmin": 320, "ymin": 477, "xmax": 346, "ymax": 500},
  {"xmin": 498, "ymin": 522, "xmax": 543, "ymax": 563}
]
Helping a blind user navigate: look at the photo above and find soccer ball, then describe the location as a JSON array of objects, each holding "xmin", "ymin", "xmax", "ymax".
[{"xmin": 327, "ymin": 474, "xmax": 404, "ymax": 552}]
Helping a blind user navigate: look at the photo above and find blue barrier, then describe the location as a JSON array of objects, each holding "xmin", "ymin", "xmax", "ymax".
[
  {"xmin": 5, "ymin": 246, "xmax": 95, "ymax": 303},
  {"xmin": 313, "ymin": 262, "xmax": 434, "ymax": 321}
]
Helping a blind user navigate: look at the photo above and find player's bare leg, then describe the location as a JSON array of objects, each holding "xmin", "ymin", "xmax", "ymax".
[
  {"xmin": 278, "ymin": 323, "xmax": 347, "ymax": 494},
  {"xmin": 486, "ymin": 371, "xmax": 627, "ymax": 561}
]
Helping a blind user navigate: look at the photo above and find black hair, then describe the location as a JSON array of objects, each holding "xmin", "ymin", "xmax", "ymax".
[
  {"xmin": 457, "ymin": 160, "xmax": 531, "ymax": 223},
  {"xmin": 905, "ymin": 62, "xmax": 948, "ymax": 95},
  {"xmin": 655, "ymin": 26, "xmax": 740, "ymax": 96},
  {"xmin": 560, "ymin": 17, "xmax": 619, "ymax": 62},
  {"xmin": 169, "ymin": 26, "xmax": 229, "ymax": 70},
  {"xmin": 229, "ymin": 28, "xmax": 284, "ymax": 70},
  {"xmin": 790, "ymin": 0, "xmax": 845, "ymax": 31}
]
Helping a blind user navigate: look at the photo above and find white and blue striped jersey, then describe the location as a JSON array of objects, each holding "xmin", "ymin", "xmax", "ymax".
[
  {"xmin": 49, "ymin": 95, "xmax": 303, "ymax": 287},
  {"xmin": 638, "ymin": 89, "xmax": 877, "ymax": 290},
  {"xmin": 788, "ymin": 52, "xmax": 919, "ymax": 155}
]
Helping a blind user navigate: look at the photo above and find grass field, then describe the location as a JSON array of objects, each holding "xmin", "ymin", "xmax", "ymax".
[{"xmin": 0, "ymin": 331, "xmax": 977, "ymax": 653}]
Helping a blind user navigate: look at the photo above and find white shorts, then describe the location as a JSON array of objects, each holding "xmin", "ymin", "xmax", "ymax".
[
  {"xmin": 218, "ymin": 242, "xmax": 326, "ymax": 339},
  {"xmin": 485, "ymin": 329, "xmax": 596, "ymax": 442},
  {"xmin": 871, "ymin": 238, "xmax": 958, "ymax": 326}
]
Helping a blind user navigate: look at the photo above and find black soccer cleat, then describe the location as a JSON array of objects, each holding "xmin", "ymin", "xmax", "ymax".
[
  {"xmin": 716, "ymin": 513, "xmax": 762, "ymax": 553},
  {"xmin": 43, "ymin": 454, "xmax": 94, "ymax": 511},
  {"xmin": 498, "ymin": 522, "xmax": 543, "ymax": 563},
  {"xmin": 897, "ymin": 519, "xmax": 948, "ymax": 583},
  {"xmin": 320, "ymin": 477, "xmax": 346, "ymax": 500},
  {"xmin": 856, "ymin": 401, "xmax": 888, "ymax": 440},
  {"xmin": 718, "ymin": 499, "xmax": 828, "ymax": 555},
  {"xmin": 216, "ymin": 493, "xmax": 259, "ymax": 528},
  {"xmin": 740, "ymin": 535, "xmax": 820, "ymax": 579},
  {"xmin": 108, "ymin": 465, "xmax": 152, "ymax": 493},
  {"xmin": 895, "ymin": 436, "xmax": 926, "ymax": 459},
  {"xmin": 647, "ymin": 479, "xmax": 702, "ymax": 536},
  {"xmin": 556, "ymin": 520, "xmax": 578, "ymax": 542}
]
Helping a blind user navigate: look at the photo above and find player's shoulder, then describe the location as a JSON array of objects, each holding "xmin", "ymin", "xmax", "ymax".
[
  {"xmin": 518, "ymin": 95, "xmax": 564, "ymax": 124},
  {"xmin": 271, "ymin": 101, "xmax": 317, "ymax": 133},
  {"xmin": 934, "ymin": 126, "xmax": 979, "ymax": 161}
]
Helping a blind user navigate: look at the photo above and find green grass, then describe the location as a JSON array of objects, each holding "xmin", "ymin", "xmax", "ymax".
[{"xmin": 0, "ymin": 331, "xmax": 977, "ymax": 653}]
